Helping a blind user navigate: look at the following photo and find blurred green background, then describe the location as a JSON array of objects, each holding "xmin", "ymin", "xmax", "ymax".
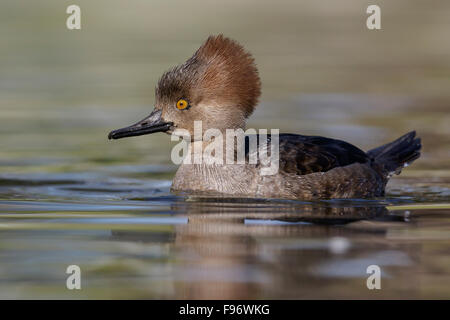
[{"xmin": 1, "ymin": 0, "xmax": 449, "ymax": 173}]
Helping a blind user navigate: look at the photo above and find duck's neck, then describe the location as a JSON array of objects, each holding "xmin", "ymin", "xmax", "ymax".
[
  {"xmin": 186, "ymin": 139, "xmax": 239, "ymax": 164},
  {"xmin": 171, "ymin": 138, "xmax": 258, "ymax": 195}
]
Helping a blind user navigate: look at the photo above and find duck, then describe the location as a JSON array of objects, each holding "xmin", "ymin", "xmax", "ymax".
[{"xmin": 108, "ymin": 35, "xmax": 421, "ymax": 200}]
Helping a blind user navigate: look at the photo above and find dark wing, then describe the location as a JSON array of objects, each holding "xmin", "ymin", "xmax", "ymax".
[{"xmin": 246, "ymin": 134, "xmax": 369, "ymax": 175}]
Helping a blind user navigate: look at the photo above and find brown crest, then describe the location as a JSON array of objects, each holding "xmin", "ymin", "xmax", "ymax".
[{"xmin": 156, "ymin": 35, "xmax": 261, "ymax": 118}]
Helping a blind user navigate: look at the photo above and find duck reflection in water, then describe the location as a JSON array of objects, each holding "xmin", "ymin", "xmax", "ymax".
[{"xmin": 111, "ymin": 199, "xmax": 417, "ymax": 299}]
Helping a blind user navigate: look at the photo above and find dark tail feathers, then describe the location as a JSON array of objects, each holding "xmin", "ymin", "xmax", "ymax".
[{"xmin": 368, "ymin": 131, "xmax": 421, "ymax": 176}]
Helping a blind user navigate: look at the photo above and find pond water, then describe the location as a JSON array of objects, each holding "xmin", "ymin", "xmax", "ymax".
[{"xmin": 0, "ymin": 0, "xmax": 449, "ymax": 299}]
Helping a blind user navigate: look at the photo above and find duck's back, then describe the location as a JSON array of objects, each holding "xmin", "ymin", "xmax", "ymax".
[{"xmin": 246, "ymin": 133, "xmax": 370, "ymax": 176}]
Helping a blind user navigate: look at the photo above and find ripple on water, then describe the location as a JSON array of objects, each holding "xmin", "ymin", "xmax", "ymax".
[{"xmin": 0, "ymin": 168, "xmax": 449, "ymax": 299}]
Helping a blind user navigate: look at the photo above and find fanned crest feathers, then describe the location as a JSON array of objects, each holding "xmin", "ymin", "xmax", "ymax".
[{"xmin": 156, "ymin": 35, "xmax": 261, "ymax": 117}]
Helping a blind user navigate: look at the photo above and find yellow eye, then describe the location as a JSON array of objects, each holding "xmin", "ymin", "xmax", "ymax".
[{"xmin": 176, "ymin": 99, "xmax": 189, "ymax": 110}]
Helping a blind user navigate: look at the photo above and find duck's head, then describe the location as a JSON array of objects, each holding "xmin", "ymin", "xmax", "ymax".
[{"xmin": 108, "ymin": 35, "xmax": 261, "ymax": 141}]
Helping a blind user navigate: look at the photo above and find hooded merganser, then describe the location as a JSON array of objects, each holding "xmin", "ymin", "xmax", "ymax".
[{"xmin": 108, "ymin": 35, "xmax": 421, "ymax": 200}]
